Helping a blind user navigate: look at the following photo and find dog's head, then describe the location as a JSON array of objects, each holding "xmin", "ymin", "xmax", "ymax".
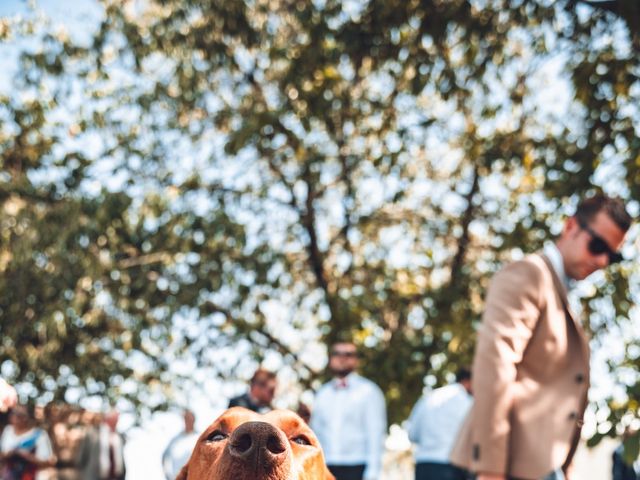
[{"xmin": 176, "ymin": 407, "xmax": 334, "ymax": 480}]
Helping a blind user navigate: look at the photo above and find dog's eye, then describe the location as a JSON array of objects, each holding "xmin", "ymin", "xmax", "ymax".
[
  {"xmin": 291, "ymin": 435, "xmax": 311, "ymax": 446},
  {"xmin": 206, "ymin": 430, "xmax": 228, "ymax": 442}
]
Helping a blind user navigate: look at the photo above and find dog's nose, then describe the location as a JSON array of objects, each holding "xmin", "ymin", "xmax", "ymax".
[{"xmin": 228, "ymin": 421, "xmax": 288, "ymax": 463}]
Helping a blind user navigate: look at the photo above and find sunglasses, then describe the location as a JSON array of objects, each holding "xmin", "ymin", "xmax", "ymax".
[
  {"xmin": 577, "ymin": 217, "xmax": 623, "ymax": 264},
  {"xmin": 330, "ymin": 351, "xmax": 358, "ymax": 358}
]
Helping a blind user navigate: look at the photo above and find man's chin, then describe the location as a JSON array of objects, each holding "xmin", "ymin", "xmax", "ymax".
[{"xmin": 581, "ymin": 267, "xmax": 602, "ymax": 280}]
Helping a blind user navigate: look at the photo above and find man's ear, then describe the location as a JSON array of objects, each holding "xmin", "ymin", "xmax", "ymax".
[
  {"xmin": 564, "ymin": 215, "xmax": 579, "ymax": 236},
  {"xmin": 175, "ymin": 464, "xmax": 189, "ymax": 480}
]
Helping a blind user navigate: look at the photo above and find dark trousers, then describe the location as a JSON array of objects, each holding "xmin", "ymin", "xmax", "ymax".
[
  {"xmin": 328, "ymin": 465, "xmax": 366, "ymax": 480},
  {"xmin": 415, "ymin": 462, "xmax": 471, "ymax": 480},
  {"xmin": 509, "ymin": 470, "xmax": 565, "ymax": 480},
  {"xmin": 541, "ymin": 471, "xmax": 564, "ymax": 480}
]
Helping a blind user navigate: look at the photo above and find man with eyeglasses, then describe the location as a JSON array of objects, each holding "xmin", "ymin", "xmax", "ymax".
[
  {"xmin": 310, "ymin": 342, "xmax": 387, "ymax": 480},
  {"xmin": 451, "ymin": 194, "xmax": 632, "ymax": 480}
]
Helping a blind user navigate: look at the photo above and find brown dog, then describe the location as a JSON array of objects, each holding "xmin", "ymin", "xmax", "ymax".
[{"xmin": 176, "ymin": 407, "xmax": 335, "ymax": 480}]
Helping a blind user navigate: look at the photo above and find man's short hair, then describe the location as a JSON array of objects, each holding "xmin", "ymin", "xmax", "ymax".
[
  {"xmin": 575, "ymin": 194, "xmax": 632, "ymax": 232},
  {"xmin": 456, "ymin": 368, "xmax": 472, "ymax": 383},
  {"xmin": 183, "ymin": 408, "xmax": 195, "ymax": 419},
  {"xmin": 330, "ymin": 340, "xmax": 358, "ymax": 350},
  {"xmin": 250, "ymin": 368, "xmax": 276, "ymax": 386}
]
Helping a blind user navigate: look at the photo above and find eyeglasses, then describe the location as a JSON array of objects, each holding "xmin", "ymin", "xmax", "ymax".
[
  {"xmin": 577, "ymin": 217, "xmax": 623, "ymax": 264},
  {"xmin": 330, "ymin": 351, "xmax": 358, "ymax": 358}
]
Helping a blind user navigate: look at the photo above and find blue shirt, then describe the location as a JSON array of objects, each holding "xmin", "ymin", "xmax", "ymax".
[{"xmin": 407, "ymin": 383, "xmax": 472, "ymax": 464}]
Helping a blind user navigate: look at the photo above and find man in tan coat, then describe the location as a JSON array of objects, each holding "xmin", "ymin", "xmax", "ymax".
[{"xmin": 451, "ymin": 194, "xmax": 632, "ymax": 480}]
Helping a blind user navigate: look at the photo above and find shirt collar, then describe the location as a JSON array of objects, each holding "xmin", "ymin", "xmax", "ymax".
[
  {"xmin": 544, "ymin": 242, "xmax": 573, "ymax": 292},
  {"xmin": 333, "ymin": 372, "xmax": 357, "ymax": 389},
  {"xmin": 453, "ymin": 382, "xmax": 472, "ymax": 398}
]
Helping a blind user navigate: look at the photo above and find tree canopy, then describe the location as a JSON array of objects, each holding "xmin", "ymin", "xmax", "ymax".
[{"xmin": 1, "ymin": 0, "xmax": 639, "ymax": 451}]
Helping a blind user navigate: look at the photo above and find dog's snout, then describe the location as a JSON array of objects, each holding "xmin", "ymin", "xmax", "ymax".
[
  {"xmin": 232, "ymin": 433, "xmax": 253, "ymax": 454},
  {"xmin": 228, "ymin": 421, "xmax": 288, "ymax": 462},
  {"xmin": 266, "ymin": 433, "xmax": 286, "ymax": 454},
  {"xmin": 180, "ymin": 409, "xmax": 333, "ymax": 480}
]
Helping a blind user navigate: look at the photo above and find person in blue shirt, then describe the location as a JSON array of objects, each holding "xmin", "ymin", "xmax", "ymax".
[
  {"xmin": 407, "ymin": 369, "xmax": 473, "ymax": 480},
  {"xmin": 0, "ymin": 404, "xmax": 56, "ymax": 480}
]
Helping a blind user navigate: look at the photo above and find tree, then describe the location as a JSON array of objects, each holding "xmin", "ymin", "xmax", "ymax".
[{"xmin": 1, "ymin": 0, "xmax": 639, "ymax": 432}]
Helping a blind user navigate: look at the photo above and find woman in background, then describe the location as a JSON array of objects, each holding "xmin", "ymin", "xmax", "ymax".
[{"xmin": 0, "ymin": 403, "xmax": 56, "ymax": 480}]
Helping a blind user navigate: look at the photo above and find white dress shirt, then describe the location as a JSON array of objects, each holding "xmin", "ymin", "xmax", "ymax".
[
  {"xmin": 544, "ymin": 242, "xmax": 585, "ymax": 319},
  {"xmin": 407, "ymin": 383, "xmax": 472, "ymax": 464},
  {"xmin": 543, "ymin": 242, "xmax": 573, "ymax": 292},
  {"xmin": 310, "ymin": 373, "xmax": 387, "ymax": 480}
]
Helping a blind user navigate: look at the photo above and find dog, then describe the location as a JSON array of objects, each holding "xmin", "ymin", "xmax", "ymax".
[{"xmin": 176, "ymin": 407, "xmax": 335, "ymax": 480}]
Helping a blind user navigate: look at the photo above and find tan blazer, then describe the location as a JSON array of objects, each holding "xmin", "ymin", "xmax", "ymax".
[{"xmin": 450, "ymin": 253, "xmax": 590, "ymax": 480}]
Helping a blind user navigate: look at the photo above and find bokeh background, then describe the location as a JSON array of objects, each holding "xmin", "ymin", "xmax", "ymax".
[{"xmin": 1, "ymin": 0, "xmax": 640, "ymax": 478}]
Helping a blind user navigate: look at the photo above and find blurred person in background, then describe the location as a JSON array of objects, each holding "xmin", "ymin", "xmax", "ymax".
[
  {"xmin": 407, "ymin": 368, "xmax": 473, "ymax": 480},
  {"xmin": 76, "ymin": 410, "xmax": 125, "ymax": 480},
  {"xmin": 310, "ymin": 341, "xmax": 387, "ymax": 480},
  {"xmin": 612, "ymin": 444, "xmax": 639, "ymax": 480},
  {"xmin": 162, "ymin": 409, "xmax": 199, "ymax": 480},
  {"xmin": 0, "ymin": 403, "xmax": 56, "ymax": 480},
  {"xmin": 45, "ymin": 404, "xmax": 85, "ymax": 480},
  {"xmin": 612, "ymin": 429, "xmax": 640, "ymax": 480},
  {"xmin": 228, "ymin": 368, "xmax": 277, "ymax": 413}
]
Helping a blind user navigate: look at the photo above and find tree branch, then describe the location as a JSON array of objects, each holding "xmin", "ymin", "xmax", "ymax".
[{"xmin": 449, "ymin": 163, "xmax": 480, "ymax": 288}]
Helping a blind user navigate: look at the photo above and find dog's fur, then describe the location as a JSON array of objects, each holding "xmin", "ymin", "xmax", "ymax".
[{"xmin": 176, "ymin": 407, "xmax": 334, "ymax": 480}]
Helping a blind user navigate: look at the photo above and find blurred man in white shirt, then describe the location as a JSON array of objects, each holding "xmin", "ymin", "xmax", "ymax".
[
  {"xmin": 310, "ymin": 342, "xmax": 387, "ymax": 480},
  {"xmin": 407, "ymin": 369, "xmax": 473, "ymax": 480},
  {"xmin": 162, "ymin": 409, "xmax": 199, "ymax": 480}
]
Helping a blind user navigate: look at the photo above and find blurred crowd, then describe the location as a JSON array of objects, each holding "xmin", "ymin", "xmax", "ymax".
[
  {"xmin": 0, "ymin": 397, "xmax": 126, "ymax": 480},
  {"xmin": 0, "ymin": 345, "xmax": 637, "ymax": 480}
]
